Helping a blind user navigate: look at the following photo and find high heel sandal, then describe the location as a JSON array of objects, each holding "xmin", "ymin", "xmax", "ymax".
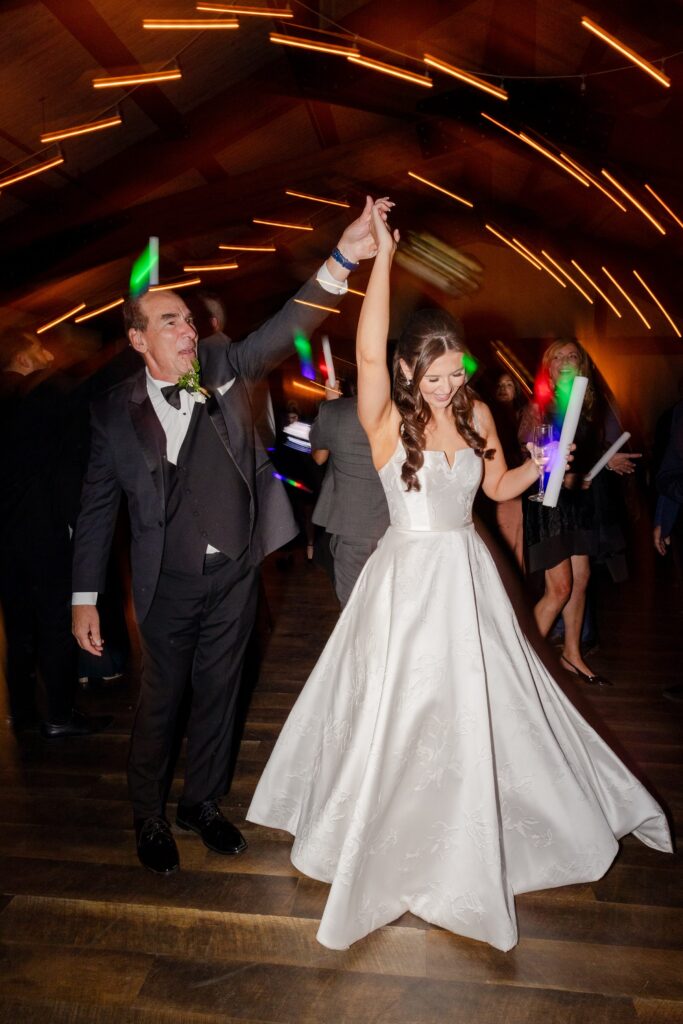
[{"xmin": 560, "ymin": 654, "xmax": 613, "ymax": 686}]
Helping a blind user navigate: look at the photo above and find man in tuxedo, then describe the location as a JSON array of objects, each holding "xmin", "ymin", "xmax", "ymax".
[
  {"xmin": 311, "ymin": 388, "xmax": 390, "ymax": 606},
  {"xmin": 72, "ymin": 199, "xmax": 380, "ymax": 873}
]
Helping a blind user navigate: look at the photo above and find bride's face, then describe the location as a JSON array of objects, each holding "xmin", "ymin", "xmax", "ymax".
[{"xmin": 413, "ymin": 352, "xmax": 466, "ymax": 410}]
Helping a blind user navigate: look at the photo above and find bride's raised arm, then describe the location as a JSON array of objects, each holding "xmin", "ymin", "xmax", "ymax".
[{"xmin": 356, "ymin": 200, "xmax": 399, "ymax": 445}]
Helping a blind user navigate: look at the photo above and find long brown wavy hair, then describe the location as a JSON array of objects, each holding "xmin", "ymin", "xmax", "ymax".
[
  {"xmin": 541, "ymin": 338, "xmax": 596, "ymax": 420},
  {"xmin": 393, "ymin": 309, "xmax": 492, "ymax": 492}
]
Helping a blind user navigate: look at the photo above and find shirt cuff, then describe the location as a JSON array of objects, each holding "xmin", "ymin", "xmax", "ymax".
[
  {"xmin": 72, "ymin": 592, "xmax": 98, "ymax": 605},
  {"xmin": 316, "ymin": 261, "xmax": 348, "ymax": 296}
]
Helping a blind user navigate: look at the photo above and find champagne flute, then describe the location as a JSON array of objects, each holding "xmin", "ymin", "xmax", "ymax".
[{"xmin": 529, "ymin": 423, "xmax": 554, "ymax": 503}]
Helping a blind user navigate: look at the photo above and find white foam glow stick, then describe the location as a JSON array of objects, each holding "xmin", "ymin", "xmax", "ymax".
[
  {"xmin": 321, "ymin": 335, "xmax": 336, "ymax": 388},
  {"xmin": 542, "ymin": 375, "xmax": 588, "ymax": 508},
  {"xmin": 584, "ymin": 431, "xmax": 631, "ymax": 482},
  {"xmin": 149, "ymin": 236, "xmax": 159, "ymax": 285}
]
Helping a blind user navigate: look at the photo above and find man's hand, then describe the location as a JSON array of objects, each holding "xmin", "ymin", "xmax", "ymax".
[
  {"xmin": 609, "ymin": 451, "xmax": 641, "ymax": 475},
  {"xmin": 72, "ymin": 604, "xmax": 104, "ymax": 657},
  {"xmin": 336, "ymin": 196, "xmax": 395, "ymax": 265},
  {"xmin": 654, "ymin": 524, "xmax": 671, "ymax": 556}
]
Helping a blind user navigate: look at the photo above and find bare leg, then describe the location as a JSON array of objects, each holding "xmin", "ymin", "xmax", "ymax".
[
  {"xmin": 534, "ymin": 559, "xmax": 572, "ymax": 637},
  {"xmin": 561, "ymin": 554, "xmax": 593, "ymax": 675}
]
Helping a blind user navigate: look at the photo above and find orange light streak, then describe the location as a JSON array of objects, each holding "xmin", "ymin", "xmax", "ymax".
[
  {"xmin": 0, "ymin": 154, "xmax": 64, "ymax": 189},
  {"xmin": 407, "ymin": 171, "xmax": 474, "ymax": 208},
  {"xmin": 149, "ymin": 277, "xmax": 202, "ymax": 292},
  {"xmin": 581, "ymin": 17, "xmax": 670, "ymax": 89},
  {"xmin": 292, "ymin": 378, "xmax": 341, "ymax": 396},
  {"xmin": 509, "ymin": 237, "xmax": 545, "ymax": 271},
  {"xmin": 143, "ymin": 18, "xmax": 238, "ymax": 29},
  {"xmin": 37, "ymin": 303, "xmax": 86, "ymax": 334},
  {"xmin": 93, "ymin": 68, "xmax": 182, "ymax": 88},
  {"xmin": 198, "ymin": 3, "xmax": 293, "ymax": 15},
  {"xmin": 219, "ymin": 243, "xmax": 276, "ymax": 251},
  {"xmin": 74, "ymin": 298, "xmax": 125, "ymax": 323},
  {"xmin": 558, "ymin": 153, "xmax": 627, "ymax": 211},
  {"xmin": 484, "ymin": 225, "xmax": 542, "ymax": 272},
  {"xmin": 285, "ymin": 189, "xmax": 350, "ymax": 208},
  {"xmin": 293, "ymin": 299, "xmax": 340, "ymax": 315},
  {"xmin": 481, "ymin": 112, "xmax": 521, "ymax": 140},
  {"xmin": 518, "ymin": 133, "xmax": 590, "ymax": 186},
  {"xmin": 644, "ymin": 184, "xmax": 683, "ymax": 231},
  {"xmin": 601, "ymin": 267, "xmax": 651, "ymax": 329},
  {"xmin": 632, "ymin": 270, "xmax": 681, "ymax": 337},
  {"xmin": 540, "ymin": 252, "xmax": 594, "ymax": 303},
  {"xmin": 348, "ymin": 54, "xmax": 433, "ymax": 88},
  {"xmin": 40, "ymin": 114, "xmax": 122, "ymax": 144},
  {"xmin": 493, "ymin": 348, "xmax": 533, "ymax": 395},
  {"xmin": 423, "ymin": 54, "xmax": 508, "ymax": 100},
  {"xmin": 269, "ymin": 32, "xmax": 358, "ymax": 56},
  {"xmin": 316, "ymin": 278, "xmax": 365, "ymax": 296},
  {"xmin": 601, "ymin": 170, "xmax": 666, "ymax": 234},
  {"xmin": 253, "ymin": 218, "xmax": 313, "ymax": 230},
  {"xmin": 570, "ymin": 261, "xmax": 622, "ymax": 317},
  {"xmin": 512, "ymin": 242, "xmax": 567, "ymax": 286},
  {"xmin": 182, "ymin": 262, "xmax": 238, "ymax": 271}
]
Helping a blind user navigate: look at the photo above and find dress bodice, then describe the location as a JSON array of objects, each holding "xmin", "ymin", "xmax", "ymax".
[{"xmin": 378, "ymin": 440, "xmax": 483, "ymax": 531}]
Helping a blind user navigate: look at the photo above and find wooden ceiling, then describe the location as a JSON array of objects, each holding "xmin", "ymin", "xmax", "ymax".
[{"xmin": 1, "ymin": 0, "xmax": 681, "ymax": 338}]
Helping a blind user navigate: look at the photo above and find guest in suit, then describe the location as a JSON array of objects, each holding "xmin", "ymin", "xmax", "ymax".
[
  {"xmin": 311, "ymin": 381, "xmax": 390, "ymax": 606},
  {"xmin": 72, "ymin": 199, "xmax": 382, "ymax": 873}
]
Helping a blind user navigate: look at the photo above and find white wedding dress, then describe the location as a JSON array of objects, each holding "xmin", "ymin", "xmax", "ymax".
[{"xmin": 247, "ymin": 440, "xmax": 672, "ymax": 951}]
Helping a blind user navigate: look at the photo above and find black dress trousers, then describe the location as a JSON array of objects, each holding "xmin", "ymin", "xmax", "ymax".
[{"xmin": 129, "ymin": 548, "xmax": 258, "ymax": 819}]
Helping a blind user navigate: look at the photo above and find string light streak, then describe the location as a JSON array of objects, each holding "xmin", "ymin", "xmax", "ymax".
[
  {"xmin": 143, "ymin": 18, "xmax": 238, "ymax": 29},
  {"xmin": 601, "ymin": 267, "xmax": 651, "ymax": 329},
  {"xmin": 269, "ymin": 32, "xmax": 358, "ymax": 57},
  {"xmin": 149, "ymin": 277, "xmax": 202, "ymax": 292},
  {"xmin": 285, "ymin": 189, "xmax": 350, "ymax": 207},
  {"xmin": 484, "ymin": 225, "xmax": 543, "ymax": 272},
  {"xmin": 0, "ymin": 154, "xmax": 64, "ymax": 189},
  {"xmin": 600, "ymin": 170, "xmax": 666, "ymax": 234},
  {"xmin": 492, "ymin": 347, "xmax": 533, "ymax": 396},
  {"xmin": 558, "ymin": 153, "xmax": 627, "ymax": 211},
  {"xmin": 94, "ymin": 67, "xmax": 182, "ymax": 88},
  {"xmin": 37, "ymin": 303, "xmax": 86, "ymax": 334},
  {"xmin": 407, "ymin": 171, "xmax": 474, "ymax": 208},
  {"xmin": 40, "ymin": 114, "xmax": 122, "ymax": 144},
  {"xmin": 644, "ymin": 184, "xmax": 683, "ymax": 231},
  {"xmin": 315, "ymin": 277, "xmax": 365, "ymax": 296},
  {"xmin": 291, "ymin": 378, "xmax": 341, "ymax": 397},
  {"xmin": 517, "ymin": 133, "xmax": 590, "ymax": 186},
  {"xmin": 581, "ymin": 17, "xmax": 670, "ymax": 89},
  {"xmin": 293, "ymin": 299, "xmax": 340, "ymax": 314},
  {"xmin": 253, "ymin": 217, "xmax": 312, "ymax": 230},
  {"xmin": 218, "ymin": 243, "xmax": 276, "ymax": 251},
  {"xmin": 182, "ymin": 262, "xmax": 238, "ymax": 271},
  {"xmin": 540, "ymin": 252, "xmax": 594, "ymax": 303},
  {"xmin": 74, "ymin": 298, "xmax": 124, "ymax": 322},
  {"xmin": 569, "ymin": 261, "xmax": 622, "ymax": 317},
  {"xmin": 347, "ymin": 54, "xmax": 433, "ymax": 88},
  {"xmin": 198, "ymin": 3, "xmax": 292, "ymax": 15},
  {"xmin": 512, "ymin": 241, "xmax": 567, "ymax": 286},
  {"xmin": 481, "ymin": 111, "xmax": 521, "ymax": 140},
  {"xmin": 423, "ymin": 54, "xmax": 507, "ymax": 100},
  {"xmin": 632, "ymin": 270, "xmax": 681, "ymax": 337}
]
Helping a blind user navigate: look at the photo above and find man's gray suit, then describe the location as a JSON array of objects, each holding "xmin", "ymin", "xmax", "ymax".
[
  {"xmin": 73, "ymin": 276, "xmax": 341, "ymax": 818},
  {"xmin": 311, "ymin": 397, "xmax": 389, "ymax": 606}
]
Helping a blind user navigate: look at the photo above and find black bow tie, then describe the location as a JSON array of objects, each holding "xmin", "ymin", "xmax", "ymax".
[{"xmin": 161, "ymin": 384, "xmax": 183, "ymax": 409}]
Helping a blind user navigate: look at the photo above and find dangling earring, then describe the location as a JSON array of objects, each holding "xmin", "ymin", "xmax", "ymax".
[{"xmin": 405, "ymin": 377, "xmax": 413, "ymax": 385}]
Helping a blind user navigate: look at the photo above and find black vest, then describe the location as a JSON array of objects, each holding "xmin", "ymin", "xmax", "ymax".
[{"xmin": 162, "ymin": 402, "xmax": 251, "ymax": 572}]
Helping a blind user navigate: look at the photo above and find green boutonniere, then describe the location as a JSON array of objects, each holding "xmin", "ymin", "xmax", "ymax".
[{"xmin": 176, "ymin": 358, "xmax": 210, "ymax": 402}]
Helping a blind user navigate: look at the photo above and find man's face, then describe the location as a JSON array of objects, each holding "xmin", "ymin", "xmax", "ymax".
[{"xmin": 129, "ymin": 291, "xmax": 198, "ymax": 381}]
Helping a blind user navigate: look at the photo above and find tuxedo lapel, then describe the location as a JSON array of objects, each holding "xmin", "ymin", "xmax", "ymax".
[{"xmin": 128, "ymin": 370, "xmax": 167, "ymax": 504}]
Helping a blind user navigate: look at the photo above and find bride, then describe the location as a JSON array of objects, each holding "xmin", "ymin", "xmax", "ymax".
[{"xmin": 247, "ymin": 199, "xmax": 672, "ymax": 951}]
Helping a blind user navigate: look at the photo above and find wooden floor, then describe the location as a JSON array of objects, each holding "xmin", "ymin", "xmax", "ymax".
[{"xmin": 1, "ymin": 534, "xmax": 682, "ymax": 1024}]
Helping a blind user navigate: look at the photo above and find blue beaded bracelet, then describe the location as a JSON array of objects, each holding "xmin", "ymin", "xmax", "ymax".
[{"xmin": 330, "ymin": 246, "xmax": 359, "ymax": 271}]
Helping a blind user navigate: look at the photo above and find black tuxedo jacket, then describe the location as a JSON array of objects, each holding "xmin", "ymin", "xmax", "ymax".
[{"xmin": 72, "ymin": 275, "xmax": 341, "ymax": 621}]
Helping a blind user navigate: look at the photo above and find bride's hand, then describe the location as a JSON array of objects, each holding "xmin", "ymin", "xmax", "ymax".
[{"xmin": 371, "ymin": 198, "xmax": 399, "ymax": 256}]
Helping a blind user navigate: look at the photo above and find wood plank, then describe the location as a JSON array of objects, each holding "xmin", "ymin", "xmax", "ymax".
[
  {"xmin": 0, "ymin": 946, "xmax": 152, "ymax": 1007},
  {"xmin": 0, "ymin": 1002, "xmax": 236, "ymax": 1024}
]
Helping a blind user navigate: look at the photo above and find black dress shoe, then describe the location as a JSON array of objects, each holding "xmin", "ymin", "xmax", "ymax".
[
  {"xmin": 40, "ymin": 709, "xmax": 114, "ymax": 738},
  {"xmin": 176, "ymin": 800, "xmax": 247, "ymax": 855},
  {"xmin": 135, "ymin": 816, "xmax": 180, "ymax": 874},
  {"xmin": 561, "ymin": 655, "xmax": 613, "ymax": 687}
]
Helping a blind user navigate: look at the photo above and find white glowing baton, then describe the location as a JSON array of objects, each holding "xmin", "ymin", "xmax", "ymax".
[
  {"xmin": 542, "ymin": 375, "xmax": 588, "ymax": 508},
  {"xmin": 321, "ymin": 335, "xmax": 336, "ymax": 388},
  {"xmin": 149, "ymin": 236, "xmax": 159, "ymax": 286},
  {"xmin": 584, "ymin": 431, "xmax": 631, "ymax": 482}
]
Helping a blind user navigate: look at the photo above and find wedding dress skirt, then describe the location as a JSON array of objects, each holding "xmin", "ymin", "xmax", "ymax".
[{"xmin": 248, "ymin": 442, "xmax": 671, "ymax": 951}]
